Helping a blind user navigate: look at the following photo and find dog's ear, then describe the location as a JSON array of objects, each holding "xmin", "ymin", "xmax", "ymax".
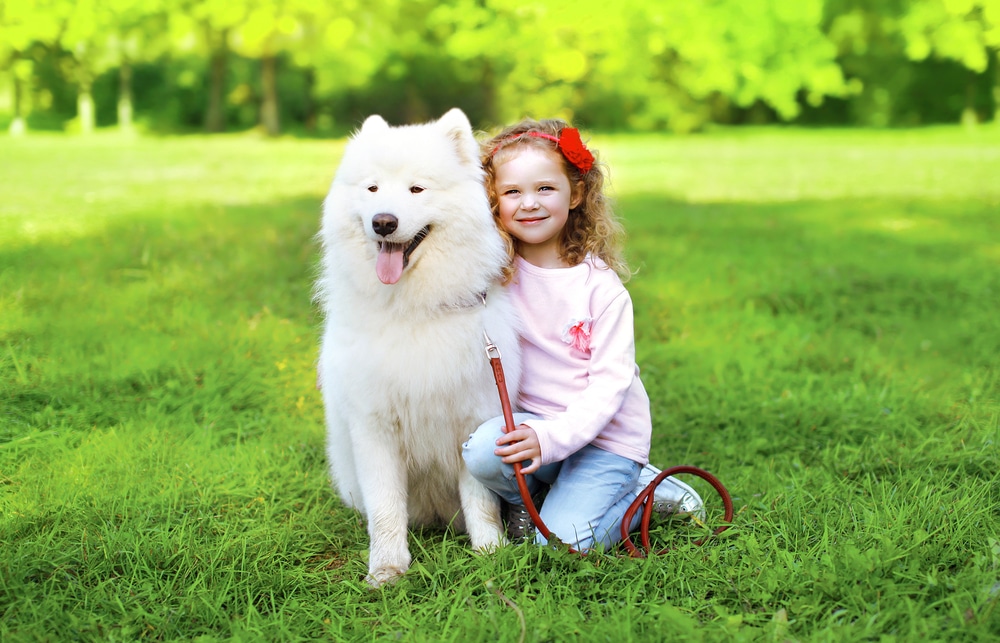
[
  {"xmin": 437, "ymin": 108, "xmax": 479, "ymax": 167},
  {"xmin": 359, "ymin": 114, "xmax": 390, "ymax": 136}
]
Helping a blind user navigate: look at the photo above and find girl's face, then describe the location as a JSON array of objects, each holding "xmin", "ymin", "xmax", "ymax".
[{"xmin": 493, "ymin": 146, "xmax": 582, "ymax": 268}]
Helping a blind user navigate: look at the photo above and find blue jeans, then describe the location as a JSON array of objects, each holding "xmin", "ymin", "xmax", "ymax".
[{"xmin": 462, "ymin": 413, "xmax": 642, "ymax": 552}]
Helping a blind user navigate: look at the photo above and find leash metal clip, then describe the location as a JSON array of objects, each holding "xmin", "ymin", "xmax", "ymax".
[
  {"xmin": 480, "ymin": 293, "xmax": 502, "ymax": 360},
  {"xmin": 483, "ymin": 330, "xmax": 502, "ymax": 360}
]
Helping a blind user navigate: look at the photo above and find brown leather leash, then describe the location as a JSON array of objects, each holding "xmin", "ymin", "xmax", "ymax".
[{"xmin": 485, "ymin": 331, "xmax": 733, "ymax": 557}]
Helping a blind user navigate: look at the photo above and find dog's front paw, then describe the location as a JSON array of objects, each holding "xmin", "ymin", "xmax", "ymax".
[
  {"xmin": 472, "ymin": 537, "xmax": 506, "ymax": 553},
  {"xmin": 365, "ymin": 564, "xmax": 408, "ymax": 588},
  {"xmin": 466, "ymin": 513, "xmax": 505, "ymax": 552},
  {"xmin": 469, "ymin": 528, "xmax": 505, "ymax": 553},
  {"xmin": 366, "ymin": 545, "xmax": 411, "ymax": 588}
]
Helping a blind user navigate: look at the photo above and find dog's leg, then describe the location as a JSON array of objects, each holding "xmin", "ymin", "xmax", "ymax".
[
  {"xmin": 350, "ymin": 424, "xmax": 412, "ymax": 587},
  {"xmin": 459, "ymin": 467, "xmax": 505, "ymax": 550},
  {"xmin": 324, "ymin": 418, "xmax": 364, "ymax": 512}
]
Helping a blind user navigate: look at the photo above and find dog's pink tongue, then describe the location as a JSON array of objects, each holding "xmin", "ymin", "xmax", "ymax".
[{"xmin": 376, "ymin": 243, "xmax": 405, "ymax": 285}]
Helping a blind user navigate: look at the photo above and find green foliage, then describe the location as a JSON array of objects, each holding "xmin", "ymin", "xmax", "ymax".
[
  {"xmin": 816, "ymin": 0, "xmax": 983, "ymax": 125},
  {"xmin": 617, "ymin": 0, "xmax": 847, "ymax": 130},
  {"xmin": 0, "ymin": 0, "xmax": 61, "ymax": 56},
  {"xmin": 425, "ymin": 0, "xmax": 848, "ymax": 131},
  {"xmin": 1, "ymin": 0, "xmax": 997, "ymax": 133},
  {"xmin": 900, "ymin": 0, "xmax": 1000, "ymax": 72},
  {"xmin": 1, "ymin": 127, "xmax": 999, "ymax": 640}
]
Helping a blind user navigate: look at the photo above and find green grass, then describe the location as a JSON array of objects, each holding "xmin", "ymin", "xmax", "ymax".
[{"xmin": 2, "ymin": 125, "xmax": 999, "ymax": 641}]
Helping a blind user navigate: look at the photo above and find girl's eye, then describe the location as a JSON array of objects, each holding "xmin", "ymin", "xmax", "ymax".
[
  {"xmin": 503, "ymin": 189, "xmax": 519, "ymax": 196},
  {"xmin": 410, "ymin": 185, "xmax": 425, "ymax": 194},
  {"xmin": 539, "ymin": 185, "xmax": 553, "ymax": 192},
  {"xmin": 367, "ymin": 185, "xmax": 378, "ymax": 193}
]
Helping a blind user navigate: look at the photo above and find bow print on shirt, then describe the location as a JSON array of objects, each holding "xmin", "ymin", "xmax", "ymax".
[{"xmin": 561, "ymin": 317, "xmax": 593, "ymax": 352}]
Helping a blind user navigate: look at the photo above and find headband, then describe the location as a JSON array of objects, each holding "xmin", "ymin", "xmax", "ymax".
[{"xmin": 490, "ymin": 127, "xmax": 595, "ymax": 173}]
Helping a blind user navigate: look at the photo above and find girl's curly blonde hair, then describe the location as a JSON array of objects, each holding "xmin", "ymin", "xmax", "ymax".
[{"xmin": 481, "ymin": 118, "xmax": 630, "ymax": 284}]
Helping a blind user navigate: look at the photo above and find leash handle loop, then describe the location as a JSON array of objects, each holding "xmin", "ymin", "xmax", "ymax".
[{"xmin": 484, "ymin": 335, "xmax": 731, "ymax": 553}]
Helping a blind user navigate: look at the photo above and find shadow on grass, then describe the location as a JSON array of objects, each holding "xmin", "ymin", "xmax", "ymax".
[
  {"xmin": 618, "ymin": 193, "xmax": 998, "ymax": 479},
  {"xmin": 0, "ymin": 196, "xmax": 325, "ymax": 439}
]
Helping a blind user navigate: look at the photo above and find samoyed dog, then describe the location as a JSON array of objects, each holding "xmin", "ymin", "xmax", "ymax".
[{"xmin": 315, "ymin": 109, "xmax": 520, "ymax": 587}]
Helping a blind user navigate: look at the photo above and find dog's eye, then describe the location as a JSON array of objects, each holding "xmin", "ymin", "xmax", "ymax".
[
  {"xmin": 367, "ymin": 185, "xmax": 378, "ymax": 193},
  {"xmin": 409, "ymin": 185, "xmax": 425, "ymax": 194}
]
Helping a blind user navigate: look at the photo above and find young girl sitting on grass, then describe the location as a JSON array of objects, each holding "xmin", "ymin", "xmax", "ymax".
[{"xmin": 463, "ymin": 118, "xmax": 703, "ymax": 551}]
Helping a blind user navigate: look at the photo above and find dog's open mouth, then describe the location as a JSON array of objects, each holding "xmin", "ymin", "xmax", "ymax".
[{"xmin": 376, "ymin": 225, "xmax": 430, "ymax": 285}]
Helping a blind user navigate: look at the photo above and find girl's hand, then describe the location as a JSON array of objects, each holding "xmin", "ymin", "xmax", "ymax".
[{"xmin": 495, "ymin": 424, "xmax": 542, "ymax": 475}]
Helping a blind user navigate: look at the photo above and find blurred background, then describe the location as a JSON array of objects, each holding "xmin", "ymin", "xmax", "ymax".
[{"xmin": 1, "ymin": 0, "xmax": 998, "ymax": 137}]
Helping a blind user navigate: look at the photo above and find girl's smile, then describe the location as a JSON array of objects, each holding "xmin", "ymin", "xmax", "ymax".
[{"xmin": 494, "ymin": 146, "xmax": 582, "ymax": 268}]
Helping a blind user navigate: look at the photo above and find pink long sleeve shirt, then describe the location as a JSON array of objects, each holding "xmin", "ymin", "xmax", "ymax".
[{"xmin": 511, "ymin": 255, "xmax": 652, "ymax": 466}]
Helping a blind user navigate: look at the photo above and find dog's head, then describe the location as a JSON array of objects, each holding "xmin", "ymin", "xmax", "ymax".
[{"xmin": 322, "ymin": 109, "xmax": 502, "ymax": 290}]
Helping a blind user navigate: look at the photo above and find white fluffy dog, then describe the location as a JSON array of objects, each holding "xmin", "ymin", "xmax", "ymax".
[{"xmin": 315, "ymin": 109, "xmax": 520, "ymax": 587}]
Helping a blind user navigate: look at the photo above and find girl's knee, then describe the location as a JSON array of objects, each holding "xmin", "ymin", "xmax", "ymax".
[
  {"xmin": 463, "ymin": 413, "xmax": 537, "ymax": 467},
  {"xmin": 462, "ymin": 441, "xmax": 495, "ymax": 479},
  {"xmin": 462, "ymin": 417, "xmax": 506, "ymax": 477}
]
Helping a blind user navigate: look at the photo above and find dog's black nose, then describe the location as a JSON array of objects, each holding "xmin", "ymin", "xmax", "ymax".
[{"xmin": 372, "ymin": 213, "xmax": 398, "ymax": 237}]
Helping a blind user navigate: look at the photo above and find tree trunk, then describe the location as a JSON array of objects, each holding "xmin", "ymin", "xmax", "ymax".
[
  {"xmin": 260, "ymin": 54, "xmax": 280, "ymax": 137},
  {"xmin": 961, "ymin": 73, "xmax": 978, "ymax": 127},
  {"xmin": 480, "ymin": 58, "xmax": 497, "ymax": 127},
  {"xmin": 476, "ymin": 0, "xmax": 496, "ymax": 126},
  {"xmin": 303, "ymin": 66, "xmax": 316, "ymax": 132},
  {"xmin": 118, "ymin": 60, "xmax": 134, "ymax": 134},
  {"xmin": 402, "ymin": 80, "xmax": 427, "ymax": 123},
  {"xmin": 994, "ymin": 50, "xmax": 1000, "ymax": 123},
  {"xmin": 204, "ymin": 28, "xmax": 228, "ymax": 133},
  {"xmin": 9, "ymin": 68, "xmax": 26, "ymax": 136},
  {"xmin": 77, "ymin": 69, "xmax": 95, "ymax": 135}
]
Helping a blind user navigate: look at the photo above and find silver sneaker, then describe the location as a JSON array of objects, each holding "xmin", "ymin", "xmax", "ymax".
[
  {"xmin": 638, "ymin": 464, "xmax": 706, "ymax": 520},
  {"xmin": 501, "ymin": 500, "xmax": 537, "ymax": 543}
]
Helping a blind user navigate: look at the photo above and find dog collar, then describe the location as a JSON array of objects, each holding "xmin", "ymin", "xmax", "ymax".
[{"xmin": 442, "ymin": 291, "xmax": 488, "ymax": 312}]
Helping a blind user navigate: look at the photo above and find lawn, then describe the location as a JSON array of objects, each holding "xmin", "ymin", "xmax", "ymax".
[{"xmin": 1, "ymin": 125, "xmax": 998, "ymax": 641}]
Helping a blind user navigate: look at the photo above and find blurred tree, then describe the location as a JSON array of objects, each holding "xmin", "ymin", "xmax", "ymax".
[
  {"xmin": 170, "ymin": 0, "xmax": 248, "ymax": 132},
  {"xmin": 899, "ymin": 0, "xmax": 1000, "ymax": 123},
  {"xmin": 278, "ymin": 2, "xmax": 353, "ymax": 132},
  {"xmin": 224, "ymin": 0, "xmax": 329, "ymax": 136},
  {"xmin": 427, "ymin": 0, "xmax": 532, "ymax": 126},
  {"xmin": 606, "ymin": 0, "xmax": 849, "ymax": 131},
  {"xmin": 426, "ymin": 0, "xmax": 501, "ymax": 124},
  {"xmin": 309, "ymin": 1, "xmax": 388, "ymax": 128},
  {"xmin": 430, "ymin": 0, "xmax": 849, "ymax": 132},
  {"xmin": 309, "ymin": 0, "xmax": 499, "ymax": 129},
  {"xmin": 2, "ymin": 0, "xmax": 995, "ymax": 132},
  {"xmin": 111, "ymin": 0, "xmax": 170, "ymax": 133},
  {"xmin": 0, "ymin": 0, "xmax": 62, "ymax": 135},
  {"xmin": 822, "ymin": 0, "xmax": 908, "ymax": 126},
  {"xmin": 432, "ymin": 0, "xmax": 652, "ymax": 127},
  {"xmin": 58, "ymin": 0, "xmax": 169, "ymax": 134}
]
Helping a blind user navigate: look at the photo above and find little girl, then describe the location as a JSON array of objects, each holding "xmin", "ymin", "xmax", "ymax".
[{"xmin": 463, "ymin": 118, "xmax": 703, "ymax": 551}]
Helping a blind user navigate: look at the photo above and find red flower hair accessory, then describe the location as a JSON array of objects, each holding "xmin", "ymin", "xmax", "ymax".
[
  {"xmin": 554, "ymin": 127, "xmax": 595, "ymax": 173},
  {"xmin": 491, "ymin": 128, "xmax": 595, "ymax": 174}
]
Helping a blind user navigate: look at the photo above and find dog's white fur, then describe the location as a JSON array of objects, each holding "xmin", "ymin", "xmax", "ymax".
[{"xmin": 315, "ymin": 109, "xmax": 520, "ymax": 587}]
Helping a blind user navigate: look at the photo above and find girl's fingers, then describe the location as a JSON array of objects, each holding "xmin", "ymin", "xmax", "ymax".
[
  {"xmin": 518, "ymin": 459, "xmax": 541, "ymax": 475},
  {"xmin": 497, "ymin": 441, "xmax": 540, "ymax": 466},
  {"xmin": 496, "ymin": 427, "xmax": 532, "ymax": 446},
  {"xmin": 496, "ymin": 440, "xmax": 532, "ymax": 459},
  {"xmin": 496, "ymin": 424, "xmax": 540, "ymax": 466}
]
